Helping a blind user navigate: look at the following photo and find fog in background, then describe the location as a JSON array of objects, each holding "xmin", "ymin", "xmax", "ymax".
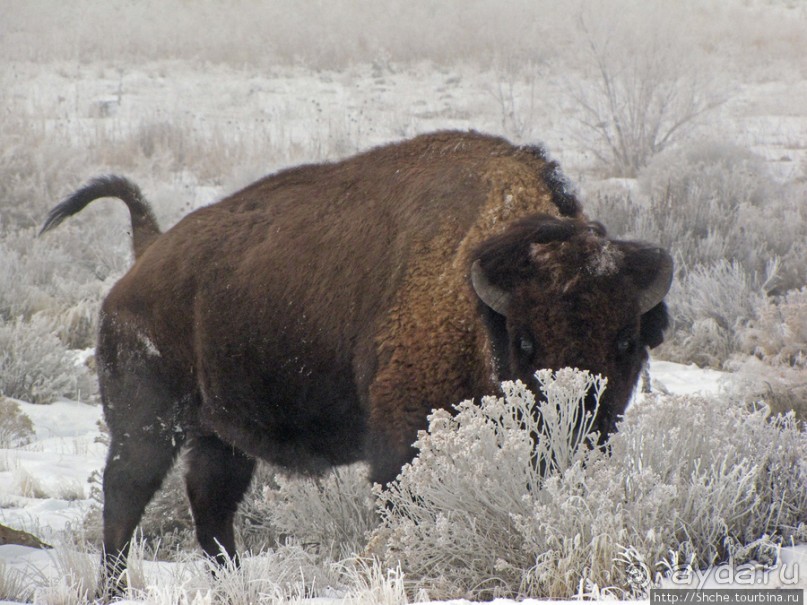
[{"xmin": 2, "ymin": 0, "xmax": 806, "ymax": 74}]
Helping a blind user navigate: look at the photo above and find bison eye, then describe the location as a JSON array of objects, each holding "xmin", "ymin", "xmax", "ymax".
[{"xmin": 518, "ymin": 335, "xmax": 535, "ymax": 357}]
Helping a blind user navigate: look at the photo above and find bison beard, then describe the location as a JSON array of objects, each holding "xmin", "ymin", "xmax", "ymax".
[{"xmin": 40, "ymin": 130, "xmax": 672, "ymax": 597}]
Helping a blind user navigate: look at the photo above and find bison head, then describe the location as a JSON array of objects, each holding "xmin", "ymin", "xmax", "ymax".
[{"xmin": 470, "ymin": 214, "xmax": 672, "ymax": 441}]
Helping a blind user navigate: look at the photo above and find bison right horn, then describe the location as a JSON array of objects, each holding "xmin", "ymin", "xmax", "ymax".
[
  {"xmin": 637, "ymin": 248, "xmax": 674, "ymax": 315},
  {"xmin": 471, "ymin": 260, "xmax": 512, "ymax": 317}
]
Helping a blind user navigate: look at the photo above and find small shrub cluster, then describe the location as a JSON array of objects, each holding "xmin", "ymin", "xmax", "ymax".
[
  {"xmin": 724, "ymin": 357, "xmax": 807, "ymax": 424},
  {"xmin": 0, "ymin": 397, "xmax": 35, "ymax": 448},
  {"xmin": 0, "ymin": 314, "xmax": 96, "ymax": 404},
  {"xmin": 742, "ymin": 286, "xmax": 807, "ymax": 368},
  {"xmin": 372, "ymin": 369, "xmax": 807, "ymax": 601},
  {"xmin": 260, "ymin": 464, "xmax": 377, "ymax": 560}
]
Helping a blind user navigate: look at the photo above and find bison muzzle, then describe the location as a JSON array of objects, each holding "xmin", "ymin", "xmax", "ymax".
[{"xmin": 41, "ymin": 130, "xmax": 672, "ymax": 595}]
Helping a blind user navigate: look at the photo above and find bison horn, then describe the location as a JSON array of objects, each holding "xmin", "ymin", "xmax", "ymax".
[
  {"xmin": 471, "ymin": 260, "xmax": 512, "ymax": 317},
  {"xmin": 637, "ymin": 248, "xmax": 674, "ymax": 315}
]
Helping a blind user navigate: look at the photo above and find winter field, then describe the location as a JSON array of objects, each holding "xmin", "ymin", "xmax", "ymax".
[{"xmin": 1, "ymin": 0, "xmax": 807, "ymax": 602}]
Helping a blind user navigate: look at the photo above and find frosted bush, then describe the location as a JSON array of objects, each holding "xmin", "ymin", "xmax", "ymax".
[
  {"xmin": 743, "ymin": 286, "xmax": 807, "ymax": 368},
  {"xmin": 0, "ymin": 225, "xmax": 120, "ymax": 349},
  {"xmin": 374, "ymin": 368, "xmax": 605, "ymax": 599},
  {"xmin": 613, "ymin": 394, "xmax": 806, "ymax": 561},
  {"xmin": 0, "ymin": 314, "xmax": 95, "ymax": 404},
  {"xmin": 658, "ymin": 259, "xmax": 772, "ymax": 367},
  {"xmin": 374, "ymin": 368, "xmax": 807, "ymax": 600},
  {"xmin": 724, "ymin": 357, "xmax": 807, "ymax": 424},
  {"xmin": 593, "ymin": 141, "xmax": 799, "ymax": 285},
  {"xmin": 638, "ymin": 141, "xmax": 803, "ymax": 289},
  {"xmin": 0, "ymin": 397, "xmax": 35, "ymax": 448},
  {"xmin": 638, "ymin": 140, "xmax": 770, "ymax": 212},
  {"xmin": 261, "ymin": 463, "xmax": 377, "ymax": 560}
]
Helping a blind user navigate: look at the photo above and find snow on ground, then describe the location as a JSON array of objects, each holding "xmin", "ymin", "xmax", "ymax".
[
  {"xmin": 0, "ymin": 399, "xmax": 105, "ymax": 542},
  {"xmin": 647, "ymin": 360, "xmax": 728, "ymax": 397},
  {"xmin": 1, "ymin": 361, "xmax": 804, "ymax": 603}
]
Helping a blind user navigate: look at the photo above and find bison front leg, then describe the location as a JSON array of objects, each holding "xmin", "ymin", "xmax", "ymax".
[
  {"xmin": 184, "ymin": 434, "xmax": 255, "ymax": 566},
  {"xmin": 365, "ymin": 364, "xmax": 434, "ymax": 486},
  {"xmin": 365, "ymin": 329, "xmax": 473, "ymax": 486}
]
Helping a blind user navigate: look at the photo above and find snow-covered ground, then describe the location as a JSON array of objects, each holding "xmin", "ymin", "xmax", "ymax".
[
  {"xmin": 0, "ymin": 399, "xmax": 105, "ymax": 540},
  {"xmin": 1, "ymin": 361, "xmax": 803, "ymax": 604}
]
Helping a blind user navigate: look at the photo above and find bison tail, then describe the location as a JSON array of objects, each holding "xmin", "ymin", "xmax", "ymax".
[{"xmin": 40, "ymin": 175, "xmax": 161, "ymax": 259}]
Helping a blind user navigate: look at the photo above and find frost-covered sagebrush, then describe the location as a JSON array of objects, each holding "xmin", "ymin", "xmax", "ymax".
[
  {"xmin": 0, "ymin": 397, "xmax": 34, "ymax": 448},
  {"xmin": 374, "ymin": 368, "xmax": 606, "ymax": 599},
  {"xmin": 743, "ymin": 286, "xmax": 807, "ymax": 369},
  {"xmin": 373, "ymin": 368, "xmax": 807, "ymax": 601},
  {"xmin": 0, "ymin": 315, "xmax": 95, "ymax": 404},
  {"xmin": 262, "ymin": 463, "xmax": 377, "ymax": 560}
]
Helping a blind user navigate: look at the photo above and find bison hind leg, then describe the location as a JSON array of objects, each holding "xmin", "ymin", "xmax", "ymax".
[
  {"xmin": 100, "ymin": 428, "xmax": 182, "ymax": 599},
  {"xmin": 184, "ymin": 434, "xmax": 256, "ymax": 565}
]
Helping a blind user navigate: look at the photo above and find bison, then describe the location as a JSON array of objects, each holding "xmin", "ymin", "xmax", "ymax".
[{"xmin": 41, "ymin": 130, "xmax": 672, "ymax": 593}]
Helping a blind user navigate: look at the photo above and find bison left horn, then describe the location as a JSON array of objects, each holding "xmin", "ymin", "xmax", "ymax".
[
  {"xmin": 471, "ymin": 260, "xmax": 511, "ymax": 316},
  {"xmin": 637, "ymin": 248, "xmax": 674, "ymax": 315}
]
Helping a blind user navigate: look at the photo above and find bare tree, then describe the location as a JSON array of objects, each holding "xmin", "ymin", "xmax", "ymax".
[{"xmin": 570, "ymin": 6, "xmax": 726, "ymax": 177}]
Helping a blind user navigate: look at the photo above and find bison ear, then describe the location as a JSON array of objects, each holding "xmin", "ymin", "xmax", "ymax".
[
  {"xmin": 471, "ymin": 260, "xmax": 511, "ymax": 317},
  {"xmin": 625, "ymin": 246, "xmax": 674, "ymax": 314}
]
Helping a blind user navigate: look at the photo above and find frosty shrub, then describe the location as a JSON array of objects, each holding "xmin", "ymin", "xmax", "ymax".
[
  {"xmin": 660, "ymin": 259, "xmax": 771, "ymax": 367},
  {"xmin": 374, "ymin": 369, "xmax": 605, "ymax": 600},
  {"xmin": 374, "ymin": 368, "xmax": 807, "ymax": 600},
  {"xmin": 259, "ymin": 463, "xmax": 377, "ymax": 560},
  {"xmin": 592, "ymin": 141, "xmax": 801, "ymax": 285},
  {"xmin": 616, "ymin": 395, "xmax": 805, "ymax": 562},
  {"xmin": 0, "ymin": 397, "xmax": 35, "ymax": 448},
  {"xmin": 637, "ymin": 141, "xmax": 804, "ymax": 289},
  {"xmin": 725, "ymin": 357, "xmax": 807, "ymax": 424},
  {"xmin": 743, "ymin": 286, "xmax": 807, "ymax": 369},
  {"xmin": 0, "ymin": 315, "xmax": 96, "ymax": 404},
  {"xmin": 0, "ymin": 222, "xmax": 125, "ymax": 352}
]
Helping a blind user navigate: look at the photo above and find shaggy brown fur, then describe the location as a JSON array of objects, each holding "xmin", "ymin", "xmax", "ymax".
[{"xmin": 41, "ymin": 130, "xmax": 671, "ymax": 595}]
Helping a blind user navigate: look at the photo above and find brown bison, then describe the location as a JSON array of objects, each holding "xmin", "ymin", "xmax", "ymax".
[{"xmin": 41, "ymin": 130, "xmax": 672, "ymax": 592}]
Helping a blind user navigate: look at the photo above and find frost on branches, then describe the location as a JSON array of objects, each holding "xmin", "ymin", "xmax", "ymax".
[
  {"xmin": 374, "ymin": 368, "xmax": 607, "ymax": 599},
  {"xmin": 372, "ymin": 368, "xmax": 807, "ymax": 601}
]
